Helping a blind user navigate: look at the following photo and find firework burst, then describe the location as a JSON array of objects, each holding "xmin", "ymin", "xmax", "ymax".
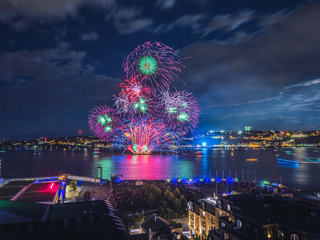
[
  {"xmin": 88, "ymin": 106, "xmax": 120, "ymax": 141},
  {"xmin": 88, "ymin": 41, "xmax": 199, "ymax": 154},
  {"xmin": 114, "ymin": 75, "xmax": 159, "ymax": 116},
  {"xmin": 118, "ymin": 116, "xmax": 179, "ymax": 154},
  {"xmin": 123, "ymin": 41, "xmax": 184, "ymax": 90},
  {"xmin": 160, "ymin": 90, "xmax": 200, "ymax": 134}
]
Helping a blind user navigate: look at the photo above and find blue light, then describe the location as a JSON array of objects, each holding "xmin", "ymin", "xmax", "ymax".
[
  {"xmin": 216, "ymin": 178, "xmax": 221, "ymax": 182},
  {"xmin": 202, "ymin": 142, "xmax": 207, "ymax": 147},
  {"xmin": 227, "ymin": 178, "xmax": 233, "ymax": 183}
]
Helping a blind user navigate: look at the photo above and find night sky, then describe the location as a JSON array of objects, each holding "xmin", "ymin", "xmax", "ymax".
[{"xmin": 1, "ymin": 0, "xmax": 320, "ymax": 139}]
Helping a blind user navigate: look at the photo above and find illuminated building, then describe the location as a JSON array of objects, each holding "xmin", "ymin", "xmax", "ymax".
[
  {"xmin": 245, "ymin": 126, "xmax": 252, "ymax": 131},
  {"xmin": 189, "ymin": 194, "xmax": 320, "ymax": 240}
]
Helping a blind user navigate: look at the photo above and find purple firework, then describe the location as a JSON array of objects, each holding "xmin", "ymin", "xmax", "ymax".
[
  {"xmin": 123, "ymin": 41, "xmax": 185, "ymax": 90},
  {"xmin": 159, "ymin": 90, "xmax": 200, "ymax": 134},
  {"xmin": 88, "ymin": 106, "xmax": 120, "ymax": 141}
]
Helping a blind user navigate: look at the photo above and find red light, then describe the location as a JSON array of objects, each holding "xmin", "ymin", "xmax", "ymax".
[{"xmin": 50, "ymin": 183, "xmax": 54, "ymax": 190}]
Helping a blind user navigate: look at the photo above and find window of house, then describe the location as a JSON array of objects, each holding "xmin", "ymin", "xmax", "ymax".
[
  {"xmin": 221, "ymin": 222, "xmax": 225, "ymax": 227},
  {"xmin": 211, "ymin": 225, "xmax": 215, "ymax": 230},
  {"xmin": 290, "ymin": 234, "xmax": 299, "ymax": 240},
  {"xmin": 224, "ymin": 233, "xmax": 229, "ymax": 239},
  {"xmin": 218, "ymin": 201, "xmax": 221, "ymax": 208},
  {"xmin": 203, "ymin": 228, "xmax": 206, "ymax": 234},
  {"xmin": 211, "ymin": 216, "xmax": 215, "ymax": 223},
  {"xmin": 219, "ymin": 211, "xmax": 222, "ymax": 217},
  {"xmin": 227, "ymin": 204, "xmax": 231, "ymax": 211},
  {"xmin": 202, "ymin": 211, "xmax": 206, "ymax": 218},
  {"xmin": 237, "ymin": 219, "xmax": 242, "ymax": 228},
  {"xmin": 278, "ymin": 230, "xmax": 284, "ymax": 239}
]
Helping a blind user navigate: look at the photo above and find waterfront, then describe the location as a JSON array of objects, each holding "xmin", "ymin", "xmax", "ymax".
[{"xmin": 1, "ymin": 148, "xmax": 320, "ymax": 190}]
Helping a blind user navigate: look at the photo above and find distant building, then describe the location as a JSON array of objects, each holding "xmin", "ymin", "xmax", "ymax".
[
  {"xmin": 245, "ymin": 126, "xmax": 252, "ymax": 131},
  {"xmin": 188, "ymin": 194, "xmax": 320, "ymax": 240}
]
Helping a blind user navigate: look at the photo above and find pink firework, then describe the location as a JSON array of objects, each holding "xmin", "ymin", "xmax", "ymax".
[
  {"xmin": 88, "ymin": 106, "xmax": 120, "ymax": 141},
  {"xmin": 123, "ymin": 41, "xmax": 185, "ymax": 90},
  {"xmin": 119, "ymin": 117, "xmax": 172, "ymax": 154},
  {"xmin": 159, "ymin": 90, "xmax": 200, "ymax": 134},
  {"xmin": 114, "ymin": 75, "xmax": 158, "ymax": 116}
]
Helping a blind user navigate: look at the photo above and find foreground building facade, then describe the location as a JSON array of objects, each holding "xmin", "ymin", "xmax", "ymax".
[{"xmin": 188, "ymin": 194, "xmax": 320, "ymax": 240}]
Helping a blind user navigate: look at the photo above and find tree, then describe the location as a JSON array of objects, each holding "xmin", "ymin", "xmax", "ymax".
[
  {"xmin": 69, "ymin": 180, "xmax": 77, "ymax": 192},
  {"xmin": 155, "ymin": 188, "xmax": 162, "ymax": 202},
  {"xmin": 137, "ymin": 212, "xmax": 145, "ymax": 223},
  {"xmin": 180, "ymin": 195, "xmax": 188, "ymax": 213},
  {"xmin": 164, "ymin": 189, "xmax": 171, "ymax": 200},
  {"xmin": 147, "ymin": 193, "xmax": 155, "ymax": 207},
  {"xmin": 166, "ymin": 208, "xmax": 174, "ymax": 222},
  {"xmin": 168, "ymin": 192, "xmax": 176, "ymax": 204},
  {"xmin": 174, "ymin": 188, "xmax": 181, "ymax": 198},
  {"xmin": 173, "ymin": 198, "xmax": 181, "ymax": 214}
]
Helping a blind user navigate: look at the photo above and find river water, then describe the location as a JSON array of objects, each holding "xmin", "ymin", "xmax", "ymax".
[{"xmin": 1, "ymin": 148, "xmax": 320, "ymax": 190}]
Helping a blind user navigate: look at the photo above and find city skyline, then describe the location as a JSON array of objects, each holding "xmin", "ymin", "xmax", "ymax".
[{"xmin": 1, "ymin": 0, "xmax": 320, "ymax": 139}]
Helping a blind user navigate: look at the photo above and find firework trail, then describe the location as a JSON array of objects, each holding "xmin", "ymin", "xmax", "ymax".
[{"xmin": 118, "ymin": 116, "xmax": 181, "ymax": 154}]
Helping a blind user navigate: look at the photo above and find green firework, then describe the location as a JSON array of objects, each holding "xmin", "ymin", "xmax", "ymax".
[
  {"xmin": 139, "ymin": 56, "xmax": 157, "ymax": 75},
  {"xmin": 178, "ymin": 112, "xmax": 189, "ymax": 122},
  {"xmin": 105, "ymin": 126, "xmax": 112, "ymax": 132}
]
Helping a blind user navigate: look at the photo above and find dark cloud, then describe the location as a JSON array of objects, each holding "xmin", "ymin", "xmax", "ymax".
[
  {"xmin": 178, "ymin": 1, "xmax": 320, "ymax": 130},
  {"xmin": 155, "ymin": 0, "xmax": 176, "ymax": 9},
  {"xmin": 0, "ymin": 48, "xmax": 120, "ymax": 138},
  {"xmin": 81, "ymin": 32, "xmax": 99, "ymax": 41},
  {"xmin": 104, "ymin": 6, "xmax": 154, "ymax": 34},
  {"xmin": 201, "ymin": 10, "xmax": 255, "ymax": 37},
  {"xmin": 154, "ymin": 14, "xmax": 206, "ymax": 34},
  {"xmin": 0, "ymin": 0, "xmax": 115, "ymax": 22},
  {"xmin": 10, "ymin": 19, "xmax": 29, "ymax": 32}
]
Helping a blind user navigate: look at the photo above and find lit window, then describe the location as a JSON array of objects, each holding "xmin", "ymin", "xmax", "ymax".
[
  {"xmin": 237, "ymin": 219, "xmax": 242, "ymax": 228},
  {"xmin": 224, "ymin": 233, "xmax": 229, "ymax": 239},
  {"xmin": 227, "ymin": 204, "xmax": 231, "ymax": 211},
  {"xmin": 278, "ymin": 230, "xmax": 284, "ymax": 239},
  {"xmin": 218, "ymin": 201, "xmax": 221, "ymax": 208},
  {"xmin": 202, "ymin": 211, "xmax": 206, "ymax": 218},
  {"xmin": 221, "ymin": 222, "xmax": 225, "ymax": 227},
  {"xmin": 291, "ymin": 234, "xmax": 299, "ymax": 240},
  {"xmin": 219, "ymin": 211, "xmax": 222, "ymax": 217}
]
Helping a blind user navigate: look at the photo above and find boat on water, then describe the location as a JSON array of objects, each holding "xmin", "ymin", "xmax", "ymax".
[
  {"xmin": 194, "ymin": 151, "xmax": 203, "ymax": 155},
  {"xmin": 306, "ymin": 158, "xmax": 320, "ymax": 162},
  {"xmin": 93, "ymin": 148, "xmax": 100, "ymax": 155},
  {"xmin": 247, "ymin": 159, "xmax": 257, "ymax": 162},
  {"xmin": 277, "ymin": 158, "xmax": 299, "ymax": 164}
]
